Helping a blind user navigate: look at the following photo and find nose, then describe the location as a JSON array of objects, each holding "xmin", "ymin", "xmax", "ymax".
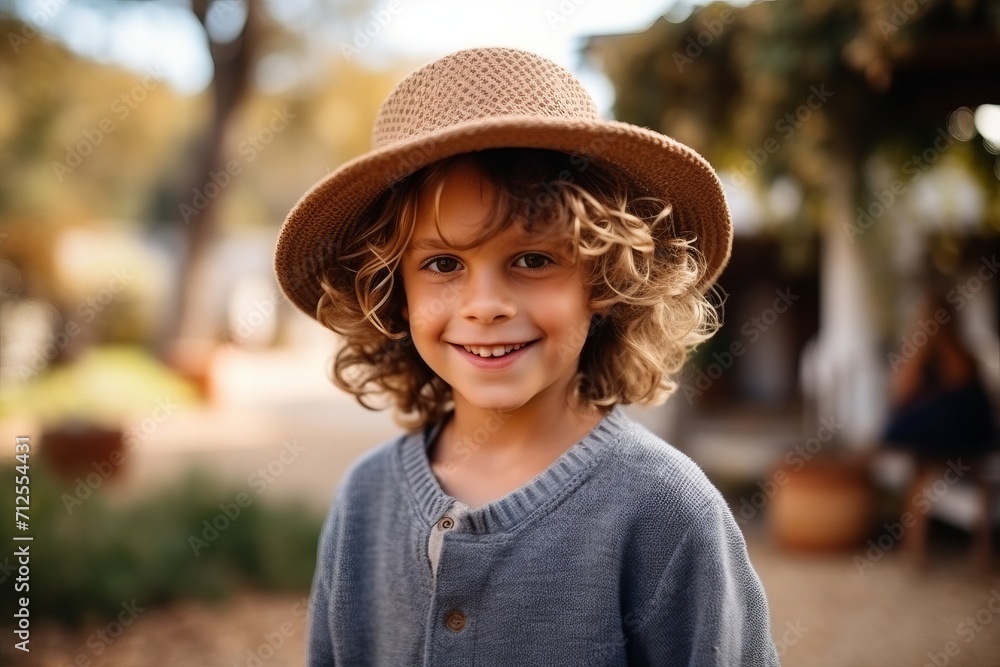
[{"xmin": 458, "ymin": 268, "xmax": 517, "ymax": 323}]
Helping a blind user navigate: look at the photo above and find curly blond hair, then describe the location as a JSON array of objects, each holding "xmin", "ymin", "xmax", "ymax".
[{"xmin": 316, "ymin": 148, "xmax": 721, "ymax": 431}]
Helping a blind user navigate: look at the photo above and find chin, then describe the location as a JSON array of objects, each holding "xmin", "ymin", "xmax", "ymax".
[{"xmin": 459, "ymin": 390, "xmax": 530, "ymax": 414}]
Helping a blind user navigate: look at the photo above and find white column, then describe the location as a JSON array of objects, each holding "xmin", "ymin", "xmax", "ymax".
[{"xmin": 813, "ymin": 175, "xmax": 887, "ymax": 447}]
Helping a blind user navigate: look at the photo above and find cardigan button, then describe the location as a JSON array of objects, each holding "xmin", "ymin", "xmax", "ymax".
[
  {"xmin": 437, "ymin": 516, "xmax": 455, "ymax": 531},
  {"xmin": 445, "ymin": 610, "xmax": 466, "ymax": 632}
]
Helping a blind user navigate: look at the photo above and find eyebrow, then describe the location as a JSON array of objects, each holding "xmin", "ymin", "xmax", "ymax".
[{"xmin": 406, "ymin": 237, "xmax": 455, "ymax": 254}]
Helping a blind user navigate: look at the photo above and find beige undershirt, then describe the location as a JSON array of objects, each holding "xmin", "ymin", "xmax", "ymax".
[{"xmin": 427, "ymin": 500, "xmax": 470, "ymax": 580}]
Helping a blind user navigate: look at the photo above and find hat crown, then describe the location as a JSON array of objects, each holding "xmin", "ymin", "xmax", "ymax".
[{"xmin": 372, "ymin": 48, "xmax": 600, "ymax": 150}]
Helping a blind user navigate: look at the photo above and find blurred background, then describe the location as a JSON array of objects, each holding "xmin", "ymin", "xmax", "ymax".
[{"xmin": 1, "ymin": 0, "xmax": 999, "ymax": 665}]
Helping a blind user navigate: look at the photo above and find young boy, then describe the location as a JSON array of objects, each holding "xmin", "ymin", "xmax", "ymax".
[{"xmin": 274, "ymin": 47, "xmax": 779, "ymax": 666}]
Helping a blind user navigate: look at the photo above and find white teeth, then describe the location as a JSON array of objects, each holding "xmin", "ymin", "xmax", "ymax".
[{"xmin": 462, "ymin": 343, "xmax": 527, "ymax": 357}]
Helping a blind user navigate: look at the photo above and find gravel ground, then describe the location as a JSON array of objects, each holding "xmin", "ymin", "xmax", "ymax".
[
  {"xmin": 752, "ymin": 532, "xmax": 1000, "ymax": 667},
  {"xmin": 6, "ymin": 590, "xmax": 311, "ymax": 667}
]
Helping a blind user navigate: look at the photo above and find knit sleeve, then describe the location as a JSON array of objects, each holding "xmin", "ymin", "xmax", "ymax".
[
  {"xmin": 306, "ymin": 490, "xmax": 342, "ymax": 667},
  {"xmin": 625, "ymin": 498, "xmax": 780, "ymax": 666}
]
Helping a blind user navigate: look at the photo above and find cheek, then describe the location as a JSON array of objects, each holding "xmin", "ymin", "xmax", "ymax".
[
  {"xmin": 536, "ymin": 291, "xmax": 594, "ymax": 348},
  {"xmin": 404, "ymin": 284, "xmax": 451, "ymax": 336},
  {"xmin": 560, "ymin": 317, "xmax": 594, "ymax": 358}
]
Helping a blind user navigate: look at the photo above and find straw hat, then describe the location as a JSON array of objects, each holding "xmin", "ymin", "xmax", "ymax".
[{"xmin": 274, "ymin": 47, "xmax": 732, "ymax": 320}]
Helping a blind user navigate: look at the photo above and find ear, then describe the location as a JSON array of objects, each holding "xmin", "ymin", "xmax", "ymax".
[{"xmin": 401, "ymin": 304, "xmax": 409, "ymax": 321}]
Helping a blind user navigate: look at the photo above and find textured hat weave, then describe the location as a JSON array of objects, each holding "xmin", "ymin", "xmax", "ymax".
[{"xmin": 274, "ymin": 47, "xmax": 732, "ymax": 320}]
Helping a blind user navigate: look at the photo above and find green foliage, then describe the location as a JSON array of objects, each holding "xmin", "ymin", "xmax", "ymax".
[
  {"xmin": 597, "ymin": 0, "xmax": 1000, "ymax": 207},
  {"xmin": 0, "ymin": 461, "xmax": 322, "ymax": 626}
]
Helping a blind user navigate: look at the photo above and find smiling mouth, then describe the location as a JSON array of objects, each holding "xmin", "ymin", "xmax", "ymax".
[{"xmin": 456, "ymin": 341, "xmax": 537, "ymax": 358}]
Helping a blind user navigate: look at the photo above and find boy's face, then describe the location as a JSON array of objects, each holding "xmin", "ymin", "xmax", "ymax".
[{"xmin": 400, "ymin": 161, "xmax": 596, "ymax": 415}]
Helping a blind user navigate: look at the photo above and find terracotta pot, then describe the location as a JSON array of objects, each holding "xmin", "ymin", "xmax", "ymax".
[
  {"xmin": 768, "ymin": 458, "xmax": 875, "ymax": 551},
  {"xmin": 41, "ymin": 423, "xmax": 126, "ymax": 483}
]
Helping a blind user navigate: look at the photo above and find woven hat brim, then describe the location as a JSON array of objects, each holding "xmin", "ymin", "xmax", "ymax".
[{"xmin": 274, "ymin": 116, "xmax": 732, "ymax": 320}]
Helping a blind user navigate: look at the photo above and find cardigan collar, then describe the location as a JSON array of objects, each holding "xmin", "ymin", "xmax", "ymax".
[{"xmin": 397, "ymin": 405, "xmax": 628, "ymax": 535}]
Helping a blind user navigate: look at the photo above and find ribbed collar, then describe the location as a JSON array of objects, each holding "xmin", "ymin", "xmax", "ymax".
[{"xmin": 397, "ymin": 406, "xmax": 628, "ymax": 535}]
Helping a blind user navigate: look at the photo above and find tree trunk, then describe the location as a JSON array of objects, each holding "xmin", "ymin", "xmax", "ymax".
[{"xmin": 160, "ymin": 0, "xmax": 257, "ymax": 365}]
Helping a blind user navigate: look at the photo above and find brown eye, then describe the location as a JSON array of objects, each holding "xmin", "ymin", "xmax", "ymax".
[
  {"xmin": 426, "ymin": 257, "xmax": 460, "ymax": 273},
  {"xmin": 515, "ymin": 254, "xmax": 550, "ymax": 269}
]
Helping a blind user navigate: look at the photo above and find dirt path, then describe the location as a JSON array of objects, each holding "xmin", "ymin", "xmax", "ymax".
[{"xmin": 6, "ymin": 591, "xmax": 309, "ymax": 667}]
